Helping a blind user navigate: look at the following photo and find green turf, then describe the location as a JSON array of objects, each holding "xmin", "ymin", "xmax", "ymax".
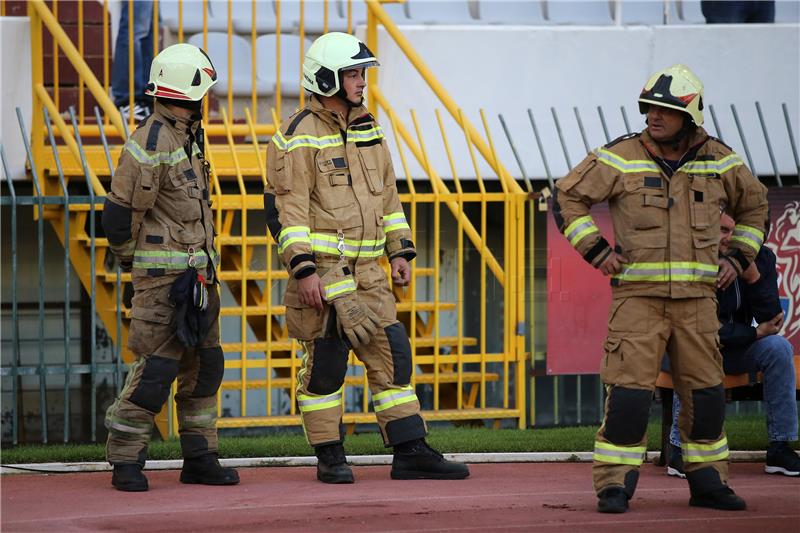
[{"xmin": 1, "ymin": 414, "xmax": 780, "ymax": 465}]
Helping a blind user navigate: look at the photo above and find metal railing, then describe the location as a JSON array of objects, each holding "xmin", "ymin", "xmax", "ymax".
[{"xmin": 2, "ymin": 0, "xmax": 529, "ymax": 444}]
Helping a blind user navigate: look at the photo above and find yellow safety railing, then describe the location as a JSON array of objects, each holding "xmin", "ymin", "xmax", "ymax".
[{"xmin": 22, "ymin": 0, "xmax": 531, "ymax": 438}]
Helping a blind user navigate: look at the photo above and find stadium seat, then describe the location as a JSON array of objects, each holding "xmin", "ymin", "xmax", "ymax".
[
  {"xmin": 673, "ymin": 0, "xmax": 706, "ymax": 23},
  {"xmin": 544, "ymin": 0, "xmax": 614, "ymax": 25},
  {"xmin": 188, "ymin": 32, "xmax": 272, "ymax": 97},
  {"xmin": 620, "ymin": 0, "xmax": 670, "ymax": 25},
  {"xmin": 475, "ymin": 1, "xmax": 547, "ymax": 25},
  {"xmin": 344, "ymin": 0, "xmax": 410, "ymax": 26},
  {"xmin": 281, "ymin": 0, "xmax": 350, "ymax": 34},
  {"xmin": 160, "ymin": 0, "xmax": 228, "ymax": 33},
  {"xmin": 230, "ymin": 0, "xmax": 278, "ymax": 34},
  {"xmin": 776, "ymin": 0, "xmax": 800, "ymax": 23},
  {"xmin": 256, "ymin": 34, "xmax": 315, "ymax": 97},
  {"xmin": 405, "ymin": 0, "xmax": 479, "ymax": 25}
]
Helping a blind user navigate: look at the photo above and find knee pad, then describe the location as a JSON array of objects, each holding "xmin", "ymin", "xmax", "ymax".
[
  {"xmin": 690, "ymin": 384, "xmax": 725, "ymax": 440},
  {"xmin": 129, "ymin": 356, "xmax": 180, "ymax": 413},
  {"xmin": 191, "ymin": 346, "xmax": 225, "ymax": 398},
  {"xmin": 308, "ymin": 336, "xmax": 349, "ymax": 395},
  {"xmin": 386, "ymin": 322, "xmax": 412, "ymax": 385},
  {"xmin": 603, "ymin": 386, "xmax": 653, "ymax": 445}
]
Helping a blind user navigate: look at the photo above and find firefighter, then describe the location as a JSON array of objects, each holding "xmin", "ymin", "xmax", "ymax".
[
  {"xmin": 102, "ymin": 43, "xmax": 239, "ymax": 491},
  {"xmin": 553, "ymin": 64, "xmax": 768, "ymax": 512},
  {"xmin": 265, "ymin": 32, "xmax": 469, "ymax": 484}
]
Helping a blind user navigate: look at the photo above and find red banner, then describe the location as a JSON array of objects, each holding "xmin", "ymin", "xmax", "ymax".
[{"xmin": 546, "ymin": 188, "xmax": 800, "ymax": 375}]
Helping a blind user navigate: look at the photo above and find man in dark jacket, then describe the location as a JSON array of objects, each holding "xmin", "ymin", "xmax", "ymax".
[{"xmin": 668, "ymin": 211, "xmax": 799, "ymax": 477}]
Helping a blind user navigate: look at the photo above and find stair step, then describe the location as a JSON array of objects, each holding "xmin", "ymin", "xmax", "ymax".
[
  {"xmin": 221, "ymin": 336, "xmax": 478, "ymax": 353},
  {"xmin": 216, "ymin": 408, "xmax": 521, "ymax": 428},
  {"xmin": 221, "ymin": 371, "xmax": 500, "ymax": 390}
]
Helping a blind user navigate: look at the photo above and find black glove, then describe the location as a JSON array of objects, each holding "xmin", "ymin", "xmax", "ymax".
[{"xmin": 169, "ymin": 267, "xmax": 209, "ymax": 347}]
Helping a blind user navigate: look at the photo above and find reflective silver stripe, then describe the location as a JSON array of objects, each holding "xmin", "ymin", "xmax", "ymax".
[
  {"xmin": 594, "ymin": 148, "xmax": 660, "ymax": 173},
  {"xmin": 133, "ymin": 249, "xmax": 213, "ymax": 269},
  {"xmin": 272, "ymin": 130, "xmax": 344, "ymax": 153},
  {"xmin": 124, "ymin": 138, "xmax": 190, "ymax": 167},
  {"xmin": 346, "ymin": 126, "xmax": 384, "ymax": 143},
  {"xmin": 373, "ymin": 388, "xmax": 416, "ymax": 409},
  {"xmin": 110, "ymin": 421, "xmax": 151, "ymax": 435},
  {"xmin": 679, "ymin": 154, "xmax": 743, "ymax": 174},
  {"xmin": 310, "ymin": 233, "xmax": 385, "ymax": 257}
]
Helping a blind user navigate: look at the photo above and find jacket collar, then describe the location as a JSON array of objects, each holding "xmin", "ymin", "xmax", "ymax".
[
  {"xmin": 307, "ymin": 94, "xmax": 370, "ymax": 130},
  {"xmin": 639, "ymin": 126, "xmax": 710, "ymax": 161},
  {"xmin": 152, "ymin": 100, "xmax": 201, "ymax": 138}
]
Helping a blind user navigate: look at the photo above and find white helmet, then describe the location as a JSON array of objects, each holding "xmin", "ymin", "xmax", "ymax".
[
  {"xmin": 302, "ymin": 32, "xmax": 379, "ymax": 97},
  {"xmin": 145, "ymin": 43, "xmax": 217, "ymax": 101},
  {"xmin": 638, "ymin": 64, "xmax": 704, "ymax": 126}
]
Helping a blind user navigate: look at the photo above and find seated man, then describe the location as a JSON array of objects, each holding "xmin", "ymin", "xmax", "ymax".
[{"xmin": 667, "ymin": 210, "xmax": 799, "ymax": 478}]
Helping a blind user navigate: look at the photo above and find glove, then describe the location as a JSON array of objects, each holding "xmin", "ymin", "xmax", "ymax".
[
  {"xmin": 168, "ymin": 267, "xmax": 209, "ymax": 347},
  {"xmin": 320, "ymin": 260, "xmax": 380, "ymax": 348}
]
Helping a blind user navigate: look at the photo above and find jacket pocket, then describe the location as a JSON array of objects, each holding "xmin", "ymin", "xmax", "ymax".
[
  {"xmin": 623, "ymin": 175, "xmax": 666, "ymax": 230},
  {"xmin": 360, "ymin": 148, "xmax": 384, "ymax": 195},
  {"xmin": 600, "ymin": 336, "xmax": 624, "ymax": 384}
]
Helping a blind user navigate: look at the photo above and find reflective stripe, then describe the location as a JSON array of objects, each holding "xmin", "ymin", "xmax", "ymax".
[
  {"xmin": 678, "ymin": 154, "xmax": 743, "ymax": 175},
  {"xmin": 594, "ymin": 148, "xmax": 660, "ymax": 173},
  {"xmin": 563, "ymin": 215, "xmax": 599, "ymax": 247},
  {"xmin": 297, "ymin": 388, "xmax": 343, "ymax": 413},
  {"xmin": 730, "ymin": 224, "xmax": 764, "ymax": 253},
  {"xmin": 278, "ymin": 225, "xmax": 311, "ymax": 253},
  {"xmin": 109, "ymin": 417, "xmax": 151, "ymax": 435},
  {"xmin": 325, "ymin": 278, "xmax": 356, "ymax": 300},
  {"xmin": 271, "ymin": 126, "xmax": 384, "ymax": 153},
  {"xmin": 372, "ymin": 386, "xmax": 418, "ymax": 413},
  {"xmin": 684, "ymin": 437, "xmax": 729, "ymax": 463},
  {"xmin": 272, "ymin": 130, "xmax": 344, "ymax": 152},
  {"xmin": 612, "ymin": 261, "xmax": 718, "ymax": 283},
  {"xmin": 383, "ymin": 211, "xmax": 410, "ymax": 233},
  {"xmin": 179, "ymin": 406, "xmax": 217, "ymax": 428},
  {"xmin": 124, "ymin": 138, "xmax": 192, "ymax": 167},
  {"xmin": 593, "ymin": 441, "xmax": 646, "ymax": 466},
  {"xmin": 346, "ymin": 125, "xmax": 384, "ymax": 143},
  {"xmin": 310, "ymin": 232, "xmax": 386, "ymax": 258},
  {"xmin": 133, "ymin": 249, "xmax": 217, "ymax": 270}
]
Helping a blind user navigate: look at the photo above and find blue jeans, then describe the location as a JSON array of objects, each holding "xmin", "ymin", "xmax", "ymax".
[
  {"xmin": 671, "ymin": 335, "xmax": 798, "ymax": 446},
  {"xmin": 701, "ymin": 1, "xmax": 775, "ymax": 23},
  {"xmin": 112, "ymin": 1, "xmax": 156, "ymax": 107}
]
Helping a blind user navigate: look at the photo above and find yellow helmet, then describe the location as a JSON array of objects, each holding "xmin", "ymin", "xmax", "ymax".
[
  {"xmin": 638, "ymin": 64, "xmax": 704, "ymax": 125},
  {"xmin": 302, "ymin": 32, "xmax": 379, "ymax": 97},
  {"xmin": 145, "ymin": 43, "xmax": 217, "ymax": 101}
]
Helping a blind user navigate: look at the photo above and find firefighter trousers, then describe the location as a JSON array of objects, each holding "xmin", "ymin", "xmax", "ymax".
[
  {"xmin": 105, "ymin": 282, "xmax": 224, "ymax": 465},
  {"xmin": 285, "ymin": 260, "xmax": 427, "ymax": 447},
  {"xmin": 593, "ymin": 296, "xmax": 729, "ymax": 496}
]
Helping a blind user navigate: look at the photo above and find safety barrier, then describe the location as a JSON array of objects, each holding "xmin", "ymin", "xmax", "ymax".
[{"xmin": 1, "ymin": 0, "xmax": 528, "ymax": 444}]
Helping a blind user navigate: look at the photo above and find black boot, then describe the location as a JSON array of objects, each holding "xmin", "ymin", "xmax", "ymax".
[
  {"xmin": 391, "ymin": 439, "xmax": 470, "ymax": 480},
  {"xmin": 687, "ymin": 467, "xmax": 746, "ymax": 510},
  {"xmin": 597, "ymin": 487, "xmax": 629, "ymax": 513},
  {"xmin": 315, "ymin": 443, "xmax": 354, "ymax": 484},
  {"xmin": 112, "ymin": 463, "xmax": 148, "ymax": 492},
  {"xmin": 180, "ymin": 453, "xmax": 240, "ymax": 485}
]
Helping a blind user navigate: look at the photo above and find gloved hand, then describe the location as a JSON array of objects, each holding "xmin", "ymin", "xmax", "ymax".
[{"xmin": 320, "ymin": 260, "xmax": 380, "ymax": 348}]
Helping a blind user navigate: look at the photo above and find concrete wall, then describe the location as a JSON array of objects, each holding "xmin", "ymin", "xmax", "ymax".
[
  {"xmin": 0, "ymin": 17, "xmax": 33, "ymax": 182},
  {"xmin": 369, "ymin": 23, "xmax": 800, "ymax": 180}
]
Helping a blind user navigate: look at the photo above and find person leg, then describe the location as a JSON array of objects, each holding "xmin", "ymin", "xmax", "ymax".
[
  {"xmin": 131, "ymin": 1, "xmax": 154, "ymax": 104},
  {"xmin": 701, "ymin": 0, "xmax": 748, "ymax": 23},
  {"xmin": 746, "ymin": 335, "xmax": 800, "ymax": 475},
  {"xmin": 174, "ymin": 288, "xmax": 238, "ymax": 485},
  {"xmin": 111, "ymin": 1, "xmax": 131, "ymax": 106},
  {"xmin": 105, "ymin": 284, "xmax": 181, "ymax": 491},
  {"xmin": 593, "ymin": 297, "xmax": 669, "ymax": 513},
  {"xmin": 745, "ymin": 0, "xmax": 775, "ymax": 22},
  {"xmin": 669, "ymin": 297, "xmax": 744, "ymax": 510},
  {"xmin": 667, "ymin": 392, "xmax": 686, "ymax": 478}
]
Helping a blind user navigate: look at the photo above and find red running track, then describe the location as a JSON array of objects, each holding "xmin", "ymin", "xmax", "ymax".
[{"xmin": 2, "ymin": 462, "xmax": 799, "ymax": 532}]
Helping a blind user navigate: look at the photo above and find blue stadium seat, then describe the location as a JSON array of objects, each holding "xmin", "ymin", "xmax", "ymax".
[
  {"xmin": 160, "ymin": 0, "xmax": 228, "ymax": 33},
  {"xmin": 476, "ymin": 1, "xmax": 547, "ymax": 25},
  {"xmin": 188, "ymin": 32, "xmax": 272, "ymax": 96},
  {"xmin": 230, "ymin": 0, "xmax": 278, "ymax": 34},
  {"xmin": 280, "ymin": 0, "xmax": 350, "ymax": 33},
  {"xmin": 673, "ymin": 0, "xmax": 706, "ymax": 24},
  {"xmin": 620, "ymin": 0, "xmax": 670, "ymax": 25},
  {"xmin": 776, "ymin": 0, "xmax": 800, "ymax": 23},
  {"xmin": 344, "ymin": 0, "xmax": 410, "ymax": 26}
]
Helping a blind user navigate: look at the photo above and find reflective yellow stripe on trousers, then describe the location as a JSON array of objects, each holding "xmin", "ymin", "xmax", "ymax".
[
  {"xmin": 372, "ymin": 386, "xmax": 418, "ymax": 413},
  {"xmin": 684, "ymin": 437, "xmax": 729, "ymax": 463},
  {"xmin": 297, "ymin": 388, "xmax": 344, "ymax": 413},
  {"xmin": 593, "ymin": 441, "xmax": 647, "ymax": 466}
]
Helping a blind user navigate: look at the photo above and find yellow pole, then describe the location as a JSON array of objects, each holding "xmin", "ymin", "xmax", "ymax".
[
  {"xmin": 103, "ymin": 0, "xmax": 109, "ymax": 126},
  {"xmin": 153, "ymin": 0, "xmax": 159, "ymax": 55},
  {"xmin": 227, "ymin": 1, "xmax": 233, "ymax": 119},
  {"xmin": 53, "ymin": 0, "xmax": 59, "ymax": 111},
  {"xmin": 178, "ymin": 0, "xmax": 183, "ymax": 43},
  {"xmin": 30, "ymin": 0, "xmax": 127, "ymax": 139},
  {"xmin": 29, "ymin": 1, "xmax": 45, "ymax": 190},
  {"xmin": 365, "ymin": 0, "xmax": 378, "ymax": 118},
  {"xmin": 128, "ymin": 0, "xmax": 134, "ymax": 129},
  {"xmin": 275, "ymin": 0, "xmax": 282, "ymax": 119},
  {"xmin": 78, "ymin": 0, "xmax": 84, "ymax": 124},
  {"xmin": 299, "ymin": 0, "xmax": 305, "ymax": 108},
  {"xmin": 251, "ymin": 0, "xmax": 257, "ymax": 122}
]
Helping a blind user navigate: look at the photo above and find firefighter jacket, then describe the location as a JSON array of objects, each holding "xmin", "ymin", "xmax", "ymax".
[
  {"xmin": 554, "ymin": 127, "xmax": 768, "ymax": 299},
  {"xmin": 102, "ymin": 101, "xmax": 218, "ymax": 291},
  {"xmin": 265, "ymin": 95, "xmax": 415, "ymax": 281}
]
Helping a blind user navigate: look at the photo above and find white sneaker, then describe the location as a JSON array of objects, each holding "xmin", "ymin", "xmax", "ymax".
[{"xmin": 119, "ymin": 103, "xmax": 149, "ymax": 122}]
